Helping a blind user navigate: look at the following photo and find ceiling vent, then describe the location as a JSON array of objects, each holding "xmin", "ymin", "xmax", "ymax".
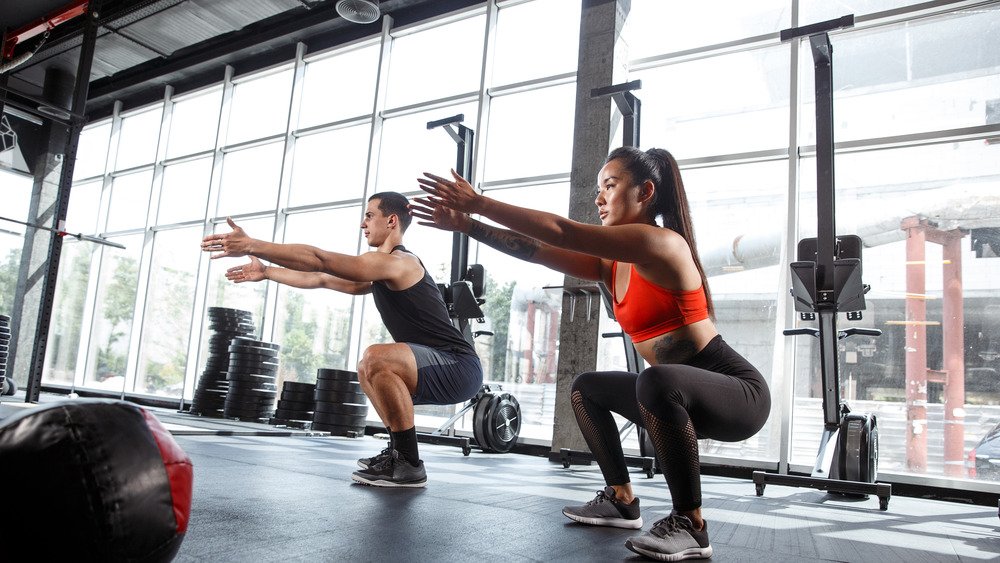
[{"xmin": 336, "ymin": 0, "xmax": 380, "ymax": 24}]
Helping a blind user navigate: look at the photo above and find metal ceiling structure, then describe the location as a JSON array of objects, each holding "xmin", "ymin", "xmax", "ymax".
[{"xmin": 1, "ymin": 0, "xmax": 478, "ymax": 122}]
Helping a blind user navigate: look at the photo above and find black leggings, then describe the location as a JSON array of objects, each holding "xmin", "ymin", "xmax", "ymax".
[{"xmin": 570, "ymin": 335, "xmax": 770, "ymax": 512}]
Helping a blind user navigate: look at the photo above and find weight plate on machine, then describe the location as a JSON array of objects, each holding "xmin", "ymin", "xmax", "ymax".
[
  {"xmin": 485, "ymin": 393, "xmax": 520, "ymax": 453},
  {"xmin": 472, "ymin": 393, "xmax": 498, "ymax": 452},
  {"xmin": 313, "ymin": 401, "xmax": 368, "ymax": 416},
  {"xmin": 836, "ymin": 412, "xmax": 878, "ymax": 485},
  {"xmin": 312, "ymin": 411, "xmax": 367, "ymax": 426},
  {"xmin": 315, "ymin": 379, "xmax": 363, "ymax": 394},
  {"xmin": 316, "ymin": 368, "xmax": 358, "ymax": 382}
]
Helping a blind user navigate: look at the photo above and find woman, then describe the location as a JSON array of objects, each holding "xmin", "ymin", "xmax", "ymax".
[{"xmin": 412, "ymin": 147, "xmax": 770, "ymax": 561}]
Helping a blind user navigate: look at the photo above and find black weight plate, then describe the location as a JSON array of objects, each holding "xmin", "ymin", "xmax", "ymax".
[
  {"xmin": 313, "ymin": 401, "xmax": 368, "ymax": 416},
  {"xmin": 316, "ymin": 368, "xmax": 358, "ymax": 382},
  {"xmin": 232, "ymin": 337, "xmax": 280, "ymax": 350},
  {"xmin": 272, "ymin": 408, "xmax": 313, "ymax": 420},
  {"xmin": 315, "ymin": 379, "xmax": 362, "ymax": 394},
  {"xmin": 281, "ymin": 381, "xmax": 315, "ymax": 393},
  {"xmin": 280, "ymin": 389, "xmax": 316, "ymax": 403},
  {"xmin": 228, "ymin": 350, "xmax": 279, "ymax": 363},
  {"xmin": 312, "ymin": 411, "xmax": 367, "ymax": 426},
  {"xmin": 472, "ymin": 393, "xmax": 496, "ymax": 452},
  {"xmin": 313, "ymin": 387, "xmax": 366, "ymax": 404},
  {"xmin": 226, "ymin": 372, "xmax": 276, "ymax": 382},
  {"xmin": 277, "ymin": 399, "xmax": 316, "ymax": 411}
]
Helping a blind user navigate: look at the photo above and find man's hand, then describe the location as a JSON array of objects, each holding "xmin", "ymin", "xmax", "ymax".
[
  {"xmin": 225, "ymin": 256, "xmax": 267, "ymax": 283},
  {"xmin": 417, "ymin": 169, "xmax": 483, "ymax": 214},
  {"xmin": 201, "ymin": 217, "xmax": 252, "ymax": 259},
  {"xmin": 409, "ymin": 197, "xmax": 472, "ymax": 233}
]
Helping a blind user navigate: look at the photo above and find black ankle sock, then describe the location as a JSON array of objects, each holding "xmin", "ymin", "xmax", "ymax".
[{"xmin": 391, "ymin": 427, "xmax": 419, "ymax": 465}]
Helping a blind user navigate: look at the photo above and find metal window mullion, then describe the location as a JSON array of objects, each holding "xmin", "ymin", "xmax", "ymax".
[
  {"xmin": 262, "ymin": 42, "xmax": 308, "ymax": 345},
  {"xmin": 348, "ymin": 14, "xmax": 395, "ymax": 371},
  {"xmin": 185, "ymin": 65, "xmax": 235, "ymax": 402},
  {"xmin": 121, "ymin": 85, "xmax": 171, "ymax": 397},
  {"xmin": 76, "ymin": 100, "xmax": 123, "ymax": 389}
]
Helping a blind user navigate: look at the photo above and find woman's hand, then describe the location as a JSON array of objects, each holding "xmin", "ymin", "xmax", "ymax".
[
  {"xmin": 225, "ymin": 256, "xmax": 267, "ymax": 283},
  {"xmin": 417, "ymin": 169, "xmax": 484, "ymax": 214},
  {"xmin": 201, "ymin": 217, "xmax": 252, "ymax": 259},
  {"xmin": 409, "ymin": 197, "xmax": 472, "ymax": 233}
]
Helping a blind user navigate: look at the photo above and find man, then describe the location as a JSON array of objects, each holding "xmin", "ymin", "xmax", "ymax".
[{"xmin": 201, "ymin": 192, "xmax": 483, "ymax": 488}]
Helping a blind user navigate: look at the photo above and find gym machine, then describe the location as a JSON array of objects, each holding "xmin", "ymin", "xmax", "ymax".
[
  {"xmin": 415, "ymin": 115, "xmax": 522, "ymax": 455},
  {"xmin": 751, "ymin": 15, "xmax": 891, "ymax": 510},
  {"xmin": 554, "ymin": 81, "xmax": 658, "ymax": 478}
]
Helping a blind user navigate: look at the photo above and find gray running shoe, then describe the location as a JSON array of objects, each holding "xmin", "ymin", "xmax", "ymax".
[
  {"xmin": 357, "ymin": 445, "xmax": 392, "ymax": 469},
  {"xmin": 562, "ymin": 486, "xmax": 643, "ymax": 529},
  {"xmin": 625, "ymin": 512, "xmax": 712, "ymax": 561},
  {"xmin": 351, "ymin": 449, "xmax": 427, "ymax": 488}
]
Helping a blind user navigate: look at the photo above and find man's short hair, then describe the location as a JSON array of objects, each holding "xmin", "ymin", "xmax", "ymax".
[{"xmin": 368, "ymin": 191, "xmax": 413, "ymax": 233}]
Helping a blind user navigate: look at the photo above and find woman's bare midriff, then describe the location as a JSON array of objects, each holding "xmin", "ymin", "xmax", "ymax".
[{"xmin": 632, "ymin": 318, "xmax": 718, "ymax": 366}]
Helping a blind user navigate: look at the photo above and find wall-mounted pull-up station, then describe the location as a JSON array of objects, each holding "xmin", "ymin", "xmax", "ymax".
[{"xmin": 751, "ymin": 15, "xmax": 891, "ymax": 511}]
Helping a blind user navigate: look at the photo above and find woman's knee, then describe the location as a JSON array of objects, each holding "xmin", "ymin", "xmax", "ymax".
[{"xmin": 570, "ymin": 371, "xmax": 603, "ymax": 397}]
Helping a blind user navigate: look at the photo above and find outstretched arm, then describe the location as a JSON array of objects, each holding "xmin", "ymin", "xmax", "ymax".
[
  {"xmin": 225, "ymin": 256, "xmax": 372, "ymax": 295},
  {"xmin": 409, "ymin": 197, "xmax": 603, "ymax": 282},
  {"xmin": 417, "ymin": 170, "xmax": 671, "ymax": 268},
  {"xmin": 202, "ymin": 217, "xmax": 406, "ymax": 284}
]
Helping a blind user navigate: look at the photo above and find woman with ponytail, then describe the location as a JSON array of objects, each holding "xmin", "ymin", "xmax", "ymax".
[{"xmin": 413, "ymin": 147, "xmax": 770, "ymax": 561}]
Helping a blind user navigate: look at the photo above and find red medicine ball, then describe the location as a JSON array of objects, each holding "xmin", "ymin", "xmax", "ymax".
[{"xmin": 0, "ymin": 399, "xmax": 193, "ymax": 562}]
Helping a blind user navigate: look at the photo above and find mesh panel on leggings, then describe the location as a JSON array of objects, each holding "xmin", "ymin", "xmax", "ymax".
[
  {"xmin": 571, "ymin": 390, "xmax": 629, "ymax": 485},
  {"xmin": 638, "ymin": 402, "xmax": 702, "ymax": 511}
]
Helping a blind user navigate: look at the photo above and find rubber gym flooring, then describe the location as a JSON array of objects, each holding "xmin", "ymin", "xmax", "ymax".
[{"xmin": 2, "ymin": 395, "xmax": 999, "ymax": 562}]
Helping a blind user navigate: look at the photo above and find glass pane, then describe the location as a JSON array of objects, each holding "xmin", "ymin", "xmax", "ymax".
[
  {"xmin": 627, "ymin": 0, "xmax": 791, "ymax": 59},
  {"xmin": 2, "ymin": 110, "xmax": 44, "ymax": 176},
  {"xmin": 66, "ymin": 180, "xmax": 102, "ymax": 236},
  {"xmin": 685, "ymin": 160, "xmax": 788, "ymax": 461},
  {"xmin": 115, "ymin": 107, "xmax": 162, "ymax": 171},
  {"xmin": 73, "ymin": 121, "xmax": 112, "ymax": 180},
  {"xmin": 791, "ymin": 140, "xmax": 1000, "ymax": 481},
  {"xmin": 106, "ymin": 170, "xmax": 153, "ymax": 233},
  {"xmin": 216, "ymin": 143, "xmax": 283, "ymax": 217},
  {"xmin": 799, "ymin": 10, "xmax": 1000, "ymax": 146},
  {"xmin": 0, "ymin": 171, "xmax": 32, "ymax": 311},
  {"xmin": 84, "ymin": 233, "xmax": 144, "ymax": 391},
  {"xmin": 273, "ymin": 207, "xmax": 364, "ymax": 382},
  {"xmin": 457, "ymin": 182, "xmax": 570, "ymax": 442},
  {"xmin": 158, "ymin": 157, "xmax": 212, "ymax": 225},
  {"xmin": 492, "ymin": 0, "xmax": 580, "ymax": 86},
  {"xmin": 196, "ymin": 217, "xmax": 274, "ymax": 382},
  {"xmin": 135, "ymin": 227, "xmax": 202, "ymax": 397},
  {"xmin": 483, "ymin": 83, "xmax": 575, "ymax": 181},
  {"xmin": 376, "ymin": 103, "xmax": 477, "ymax": 194},
  {"xmin": 802, "ymin": 0, "xmax": 928, "ymax": 23},
  {"xmin": 43, "ymin": 241, "xmax": 95, "ymax": 385},
  {"xmin": 298, "ymin": 45, "xmax": 380, "ymax": 129},
  {"xmin": 385, "ymin": 15, "xmax": 486, "ymax": 108},
  {"xmin": 227, "ymin": 69, "xmax": 293, "ymax": 145},
  {"xmin": 288, "ymin": 125, "xmax": 370, "ymax": 208},
  {"xmin": 634, "ymin": 45, "xmax": 790, "ymax": 159},
  {"xmin": 166, "ymin": 88, "xmax": 222, "ymax": 159}
]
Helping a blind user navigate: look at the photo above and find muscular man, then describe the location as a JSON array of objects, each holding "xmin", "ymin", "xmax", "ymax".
[{"xmin": 202, "ymin": 192, "xmax": 483, "ymax": 488}]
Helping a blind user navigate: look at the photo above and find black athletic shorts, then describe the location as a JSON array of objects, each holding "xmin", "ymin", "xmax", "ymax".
[{"xmin": 407, "ymin": 343, "xmax": 483, "ymax": 406}]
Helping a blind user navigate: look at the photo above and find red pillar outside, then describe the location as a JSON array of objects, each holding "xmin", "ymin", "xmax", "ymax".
[
  {"xmin": 938, "ymin": 231, "xmax": 966, "ymax": 477},
  {"xmin": 903, "ymin": 217, "xmax": 927, "ymax": 473}
]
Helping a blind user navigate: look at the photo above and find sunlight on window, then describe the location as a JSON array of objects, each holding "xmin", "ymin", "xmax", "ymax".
[
  {"xmin": 167, "ymin": 88, "xmax": 222, "ymax": 159},
  {"xmin": 227, "ymin": 69, "xmax": 293, "ymax": 145}
]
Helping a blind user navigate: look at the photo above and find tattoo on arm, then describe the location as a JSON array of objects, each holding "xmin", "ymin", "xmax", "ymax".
[{"xmin": 468, "ymin": 221, "xmax": 540, "ymax": 261}]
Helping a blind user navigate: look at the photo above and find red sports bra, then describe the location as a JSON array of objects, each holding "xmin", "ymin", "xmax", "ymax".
[{"xmin": 611, "ymin": 262, "xmax": 710, "ymax": 342}]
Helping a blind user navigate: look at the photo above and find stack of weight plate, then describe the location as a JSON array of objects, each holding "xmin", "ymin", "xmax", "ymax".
[
  {"xmin": 0, "ymin": 314, "xmax": 10, "ymax": 395},
  {"xmin": 270, "ymin": 381, "xmax": 316, "ymax": 428},
  {"xmin": 223, "ymin": 337, "xmax": 281, "ymax": 422},
  {"xmin": 189, "ymin": 307, "xmax": 256, "ymax": 417},
  {"xmin": 312, "ymin": 368, "xmax": 368, "ymax": 436}
]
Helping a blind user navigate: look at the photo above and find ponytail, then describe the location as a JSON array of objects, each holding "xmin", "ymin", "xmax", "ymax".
[{"xmin": 604, "ymin": 147, "xmax": 715, "ymax": 319}]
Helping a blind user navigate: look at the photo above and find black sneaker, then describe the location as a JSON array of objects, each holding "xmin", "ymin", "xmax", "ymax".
[
  {"xmin": 562, "ymin": 486, "xmax": 643, "ymax": 529},
  {"xmin": 357, "ymin": 444, "xmax": 392, "ymax": 469},
  {"xmin": 625, "ymin": 512, "xmax": 712, "ymax": 561},
  {"xmin": 351, "ymin": 449, "xmax": 427, "ymax": 488}
]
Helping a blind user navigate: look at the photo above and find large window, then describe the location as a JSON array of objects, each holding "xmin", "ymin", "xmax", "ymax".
[{"xmin": 37, "ymin": 0, "xmax": 999, "ymax": 495}]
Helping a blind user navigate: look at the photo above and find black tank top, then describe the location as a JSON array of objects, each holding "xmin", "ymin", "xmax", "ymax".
[{"xmin": 370, "ymin": 245, "xmax": 475, "ymax": 355}]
